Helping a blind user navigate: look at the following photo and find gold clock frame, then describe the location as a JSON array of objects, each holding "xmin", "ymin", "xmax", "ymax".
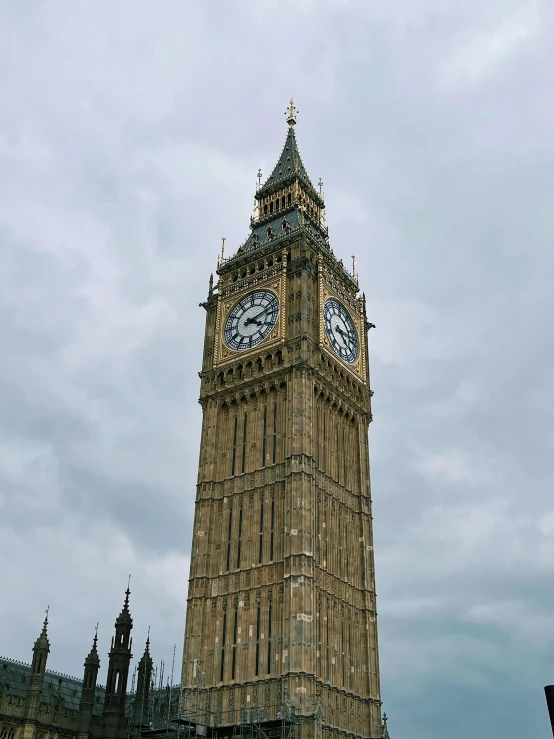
[
  {"xmin": 319, "ymin": 267, "xmax": 366, "ymax": 382},
  {"xmin": 213, "ymin": 271, "xmax": 287, "ymax": 367}
]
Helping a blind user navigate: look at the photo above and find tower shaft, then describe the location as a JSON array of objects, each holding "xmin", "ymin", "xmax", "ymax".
[{"xmin": 181, "ymin": 105, "xmax": 385, "ymax": 739}]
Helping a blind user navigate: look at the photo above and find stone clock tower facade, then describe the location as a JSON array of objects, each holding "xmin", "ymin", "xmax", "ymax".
[{"xmin": 181, "ymin": 103, "xmax": 389, "ymax": 739}]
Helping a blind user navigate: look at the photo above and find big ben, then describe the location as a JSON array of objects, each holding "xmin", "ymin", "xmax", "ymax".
[{"xmin": 181, "ymin": 102, "xmax": 390, "ymax": 739}]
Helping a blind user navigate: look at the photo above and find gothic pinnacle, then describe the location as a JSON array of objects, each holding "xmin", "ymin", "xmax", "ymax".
[{"xmin": 34, "ymin": 606, "xmax": 50, "ymax": 652}]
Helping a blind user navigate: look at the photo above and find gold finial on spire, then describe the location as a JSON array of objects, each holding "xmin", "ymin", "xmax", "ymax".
[
  {"xmin": 218, "ymin": 237, "xmax": 226, "ymax": 266},
  {"xmin": 285, "ymin": 98, "xmax": 297, "ymax": 127},
  {"xmin": 256, "ymin": 169, "xmax": 263, "ymax": 189},
  {"xmin": 351, "ymin": 255, "xmax": 356, "ymax": 276}
]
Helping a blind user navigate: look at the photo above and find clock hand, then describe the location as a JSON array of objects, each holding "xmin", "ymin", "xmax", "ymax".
[
  {"xmin": 244, "ymin": 306, "xmax": 272, "ymax": 327},
  {"xmin": 334, "ymin": 325, "xmax": 353, "ymax": 347}
]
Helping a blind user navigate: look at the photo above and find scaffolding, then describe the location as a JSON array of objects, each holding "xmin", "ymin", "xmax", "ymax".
[{"xmin": 134, "ymin": 704, "xmax": 301, "ymax": 739}]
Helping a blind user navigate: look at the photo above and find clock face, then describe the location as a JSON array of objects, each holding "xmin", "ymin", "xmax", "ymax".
[
  {"xmin": 224, "ymin": 290, "xmax": 279, "ymax": 351},
  {"xmin": 323, "ymin": 298, "xmax": 358, "ymax": 364}
]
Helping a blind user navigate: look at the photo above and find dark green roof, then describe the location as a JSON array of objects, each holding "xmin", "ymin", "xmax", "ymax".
[
  {"xmin": 237, "ymin": 208, "xmax": 328, "ymax": 256},
  {"xmin": 257, "ymin": 126, "xmax": 319, "ymax": 200}
]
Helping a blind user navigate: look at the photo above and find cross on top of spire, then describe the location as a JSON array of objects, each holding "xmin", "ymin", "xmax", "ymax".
[{"xmin": 286, "ymin": 98, "xmax": 297, "ymax": 127}]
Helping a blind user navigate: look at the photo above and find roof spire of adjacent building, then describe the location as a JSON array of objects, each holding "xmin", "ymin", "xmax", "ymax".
[
  {"xmin": 34, "ymin": 606, "xmax": 50, "ymax": 652},
  {"xmin": 124, "ymin": 575, "xmax": 131, "ymax": 608},
  {"xmin": 85, "ymin": 623, "xmax": 100, "ymax": 666},
  {"xmin": 116, "ymin": 576, "xmax": 133, "ymax": 626}
]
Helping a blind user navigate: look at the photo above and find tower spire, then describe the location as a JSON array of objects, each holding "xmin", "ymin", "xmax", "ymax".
[
  {"xmin": 103, "ymin": 583, "xmax": 134, "ymax": 738},
  {"xmin": 25, "ymin": 608, "xmax": 51, "ymax": 718},
  {"xmin": 34, "ymin": 606, "xmax": 50, "ymax": 653},
  {"xmin": 80, "ymin": 623, "xmax": 101, "ymax": 731},
  {"xmin": 132, "ymin": 632, "xmax": 154, "ymax": 727}
]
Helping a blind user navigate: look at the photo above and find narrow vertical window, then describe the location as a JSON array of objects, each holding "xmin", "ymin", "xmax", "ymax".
[
  {"xmin": 242, "ymin": 412, "xmax": 248, "ymax": 473},
  {"xmin": 269, "ymin": 499, "xmax": 275, "ymax": 561},
  {"xmin": 316, "ymin": 401, "xmax": 320, "ymax": 470},
  {"xmin": 316, "ymin": 499, "xmax": 320, "ymax": 562},
  {"xmin": 220, "ymin": 611, "xmax": 227, "ymax": 682},
  {"xmin": 236, "ymin": 507, "xmax": 243, "ymax": 569},
  {"xmin": 267, "ymin": 602, "xmax": 272, "ymax": 674},
  {"xmin": 325, "ymin": 609, "xmax": 330, "ymax": 682},
  {"xmin": 272, "ymin": 402, "xmax": 277, "ymax": 464},
  {"xmin": 324, "ymin": 507, "xmax": 328, "ymax": 568},
  {"xmin": 225, "ymin": 507, "xmax": 233, "ymax": 572},
  {"xmin": 335, "ymin": 423, "xmax": 339, "ymax": 482},
  {"xmin": 258, "ymin": 501, "xmax": 264, "ymax": 564},
  {"xmin": 231, "ymin": 416, "xmax": 238, "ymax": 476},
  {"xmin": 255, "ymin": 605, "xmax": 261, "ymax": 676},
  {"xmin": 262, "ymin": 406, "xmax": 267, "ymax": 467},
  {"xmin": 345, "ymin": 527, "xmax": 349, "ymax": 581},
  {"xmin": 342, "ymin": 619, "xmax": 346, "ymax": 688},
  {"xmin": 231, "ymin": 607, "xmax": 238, "ymax": 680},
  {"xmin": 323, "ymin": 412, "xmax": 327, "ymax": 473},
  {"xmin": 348, "ymin": 622, "xmax": 352, "ymax": 690},
  {"xmin": 338, "ymin": 509, "xmax": 342, "ymax": 576},
  {"xmin": 343, "ymin": 425, "xmax": 347, "ymax": 486}
]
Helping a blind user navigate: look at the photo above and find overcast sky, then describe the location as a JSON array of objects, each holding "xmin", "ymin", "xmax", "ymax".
[{"xmin": 1, "ymin": 1, "xmax": 553, "ymax": 737}]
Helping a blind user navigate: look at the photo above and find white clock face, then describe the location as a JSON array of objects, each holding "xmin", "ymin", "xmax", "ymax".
[
  {"xmin": 224, "ymin": 290, "xmax": 279, "ymax": 351},
  {"xmin": 323, "ymin": 298, "xmax": 358, "ymax": 363}
]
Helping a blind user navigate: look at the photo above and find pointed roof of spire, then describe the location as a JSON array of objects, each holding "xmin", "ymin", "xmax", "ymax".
[
  {"xmin": 256, "ymin": 99, "xmax": 319, "ymax": 200},
  {"xmin": 138, "ymin": 630, "xmax": 153, "ymax": 669},
  {"xmin": 85, "ymin": 624, "xmax": 100, "ymax": 667},
  {"xmin": 34, "ymin": 607, "xmax": 50, "ymax": 653},
  {"xmin": 116, "ymin": 578, "xmax": 133, "ymax": 627}
]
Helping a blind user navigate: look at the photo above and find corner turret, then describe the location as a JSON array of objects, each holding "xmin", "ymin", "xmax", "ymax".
[
  {"xmin": 102, "ymin": 581, "xmax": 134, "ymax": 739},
  {"xmin": 78, "ymin": 625, "xmax": 100, "ymax": 735},
  {"xmin": 132, "ymin": 633, "xmax": 153, "ymax": 728}
]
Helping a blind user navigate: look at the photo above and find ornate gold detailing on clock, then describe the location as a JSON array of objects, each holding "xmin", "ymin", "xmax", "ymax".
[
  {"xmin": 318, "ymin": 257, "xmax": 366, "ymax": 382},
  {"xmin": 213, "ymin": 251, "xmax": 287, "ymax": 366}
]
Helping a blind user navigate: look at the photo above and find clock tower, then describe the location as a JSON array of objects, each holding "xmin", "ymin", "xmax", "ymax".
[{"xmin": 181, "ymin": 102, "xmax": 389, "ymax": 739}]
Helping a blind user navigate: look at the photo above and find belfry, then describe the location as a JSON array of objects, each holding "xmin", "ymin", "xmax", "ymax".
[{"xmin": 181, "ymin": 102, "xmax": 390, "ymax": 739}]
